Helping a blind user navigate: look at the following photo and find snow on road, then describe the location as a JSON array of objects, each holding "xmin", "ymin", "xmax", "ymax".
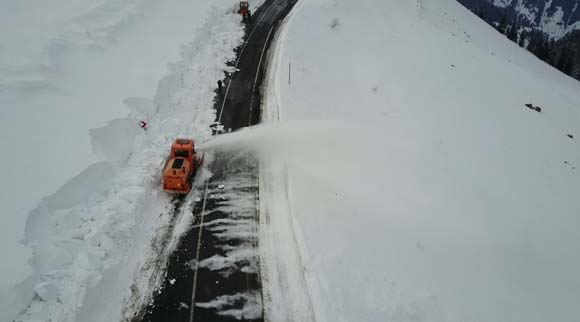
[
  {"xmin": 0, "ymin": 1, "xmax": 245, "ymax": 321},
  {"xmin": 262, "ymin": 0, "xmax": 580, "ymax": 321}
]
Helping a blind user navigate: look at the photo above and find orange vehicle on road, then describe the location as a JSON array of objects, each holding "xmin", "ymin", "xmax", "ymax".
[
  {"xmin": 163, "ymin": 138, "xmax": 203, "ymax": 194},
  {"xmin": 238, "ymin": 1, "xmax": 251, "ymax": 23}
]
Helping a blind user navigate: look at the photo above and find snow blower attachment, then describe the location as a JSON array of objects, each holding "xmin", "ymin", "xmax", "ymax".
[
  {"xmin": 238, "ymin": 1, "xmax": 252, "ymax": 23},
  {"xmin": 163, "ymin": 138, "xmax": 203, "ymax": 194}
]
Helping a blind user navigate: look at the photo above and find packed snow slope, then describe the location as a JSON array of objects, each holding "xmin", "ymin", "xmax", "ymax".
[
  {"xmin": 271, "ymin": 0, "xmax": 580, "ymax": 321},
  {"xmin": 0, "ymin": 0, "xmax": 213, "ymax": 295},
  {"xmin": 0, "ymin": 1, "xmax": 246, "ymax": 321}
]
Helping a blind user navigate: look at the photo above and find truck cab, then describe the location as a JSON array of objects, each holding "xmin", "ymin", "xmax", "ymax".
[
  {"xmin": 238, "ymin": 1, "xmax": 251, "ymax": 23},
  {"xmin": 163, "ymin": 138, "xmax": 200, "ymax": 194},
  {"xmin": 239, "ymin": 1, "xmax": 249, "ymax": 11},
  {"xmin": 171, "ymin": 138, "xmax": 195, "ymax": 162}
]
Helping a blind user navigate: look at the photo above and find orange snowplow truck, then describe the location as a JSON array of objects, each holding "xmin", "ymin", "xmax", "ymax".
[
  {"xmin": 163, "ymin": 138, "xmax": 203, "ymax": 194},
  {"xmin": 238, "ymin": 1, "xmax": 251, "ymax": 23}
]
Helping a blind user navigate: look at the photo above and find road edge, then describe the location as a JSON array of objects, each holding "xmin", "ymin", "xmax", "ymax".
[{"xmin": 258, "ymin": 2, "xmax": 318, "ymax": 322}]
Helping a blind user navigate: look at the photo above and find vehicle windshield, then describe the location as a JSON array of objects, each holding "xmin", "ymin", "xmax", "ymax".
[
  {"xmin": 174, "ymin": 150, "xmax": 189, "ymax": 158},
  {"xmin": 171, "ymin": 158, "xmax": 184, "ymax": 169}
]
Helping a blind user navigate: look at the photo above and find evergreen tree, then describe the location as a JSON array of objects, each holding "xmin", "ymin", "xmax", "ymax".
[
  {"xmin": 507, "ymin": 18, "xmax": 519, "ymax": 42},
  {"xmin": 518, "ymin": 30, "xmax": 526, "ymax": 47},
  {"xmin": 546, "ymin": 39, "xmax": 558, "ymax": 66},
  {"xmin": 569, "ymin": 59, "xmax": 576, "ymax": 77},
  {"xmin": 527, "ymin": 32, "xmax": 539, "ymax": 52},
  {"xmin": 533, "ymin": 35, "xmax": 548, "ymax": 61},
  {"xmin": 554, "ymin": 45, "xmax": 575, "ymax": 76},
  {"xmin": 498, "ymin": 14, "xmax": 507, "ymax": 34},
  {"xmin": 556, "ymin": 48, "xmax": 565, "ymax": 70},
  {"xmin": 563, "ymin": 49, "xmax": 575, "ymax": 74},
  {"xmin": 478, "ymin": 8, "xmax": 485, "ymax": 19}
]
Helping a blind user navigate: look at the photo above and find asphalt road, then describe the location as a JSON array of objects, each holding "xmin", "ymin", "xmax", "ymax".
[
  {"xmin": 139, "ymin": 1, "xmax": 295, "ymax": 321},
  {"xmin": 218, "ymin": 0, "xmax": 292, "ymax": 130}
]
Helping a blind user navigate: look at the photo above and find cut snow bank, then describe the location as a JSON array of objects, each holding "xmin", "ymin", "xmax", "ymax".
[
  {"xmin": 265, "ymin": 0, "xmax": 580, "ymax": 321},
  {"xmin": 0, "ymin": 0, "xmax": 222, "ymax": 295},
  {"xmin": 1, "ymin": 2, "xmax": 244, "ymax": 322}
]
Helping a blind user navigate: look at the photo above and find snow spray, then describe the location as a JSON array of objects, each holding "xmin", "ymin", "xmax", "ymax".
[{"xmin": 196, "ymin": 121, "xmax": 355, "ymax": 155}]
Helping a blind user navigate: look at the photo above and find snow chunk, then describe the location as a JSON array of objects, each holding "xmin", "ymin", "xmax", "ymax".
[
  {"xmin": 90, "ymin": 118, "xmax": 142, "ymax": 165},
  {"xmin": 33, "ymin": 282, "xmax": 59, "ymax": 302},
  {"xmin": 196, "ymin": 291, "xmax": 262, "ymax": 319}
]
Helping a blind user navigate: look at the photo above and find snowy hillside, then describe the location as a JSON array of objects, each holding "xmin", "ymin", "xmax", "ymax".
[{"xmin": 263, "ymin": 0, "xmax": 580, "ymax": 321}]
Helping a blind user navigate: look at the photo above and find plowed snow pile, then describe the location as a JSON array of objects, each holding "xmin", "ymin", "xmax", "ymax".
[{"xmin": 265, "ymin": 0, "xmax": 580, "ymax": 321}]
